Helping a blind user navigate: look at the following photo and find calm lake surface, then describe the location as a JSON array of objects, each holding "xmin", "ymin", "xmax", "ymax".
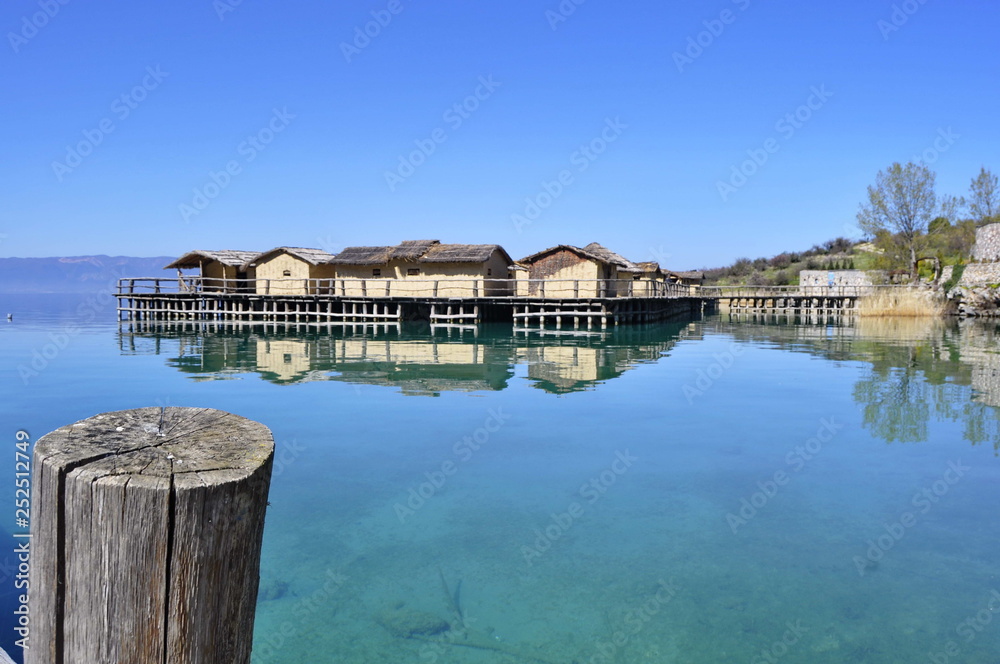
[{"xmin": 2, "ymin": 294, "xmax": 999, "ymax": 663}]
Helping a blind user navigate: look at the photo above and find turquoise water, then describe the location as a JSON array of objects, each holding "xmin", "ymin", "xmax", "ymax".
[{"xmin": 2, "ymin": 295, "xmax": 1000, "ymax": 663}]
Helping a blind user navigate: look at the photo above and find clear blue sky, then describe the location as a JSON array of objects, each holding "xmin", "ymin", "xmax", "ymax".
[{"xmin": 1, "ymin": 0, "xmax": 997, "ymax": 269}]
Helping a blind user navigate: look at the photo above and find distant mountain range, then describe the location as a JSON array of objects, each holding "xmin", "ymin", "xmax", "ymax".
[{"xmin": 0, "ymin": 256, "xmax": 176, "ymax": 293}]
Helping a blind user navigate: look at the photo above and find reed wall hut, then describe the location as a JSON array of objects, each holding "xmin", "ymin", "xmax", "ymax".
[
  {"xmin": 164, "ymin": 250, "xmax": 260, "ymax": 292},
  {"xmin": 245, "ymin": 247, "xmax": 337, "ymax": 295},
  {"xmin": 631, "ymin": 261, "xmax": 668, "ymax": 296},
  {"xmin": 329, "ymin": 240, "xmax": 514, "ymax": 296},
  {"xmin": 673, "ymin": 271, "xmax": 705, "ymax": 287},
  {"xmin": 514, "ymin": 243, "xmax": 645, "ymax": 297}
]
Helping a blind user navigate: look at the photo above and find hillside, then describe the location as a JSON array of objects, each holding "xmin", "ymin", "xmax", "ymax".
[{"xmin": 0, "ymin": 256, "xmax": 176, "ymax": 293}]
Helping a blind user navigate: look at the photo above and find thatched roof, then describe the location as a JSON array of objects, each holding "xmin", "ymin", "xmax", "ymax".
[
  {"xmin": 246, "ymin": 247, "xmax": 336, "ymax": 267},
  {"xmin": 331, "ymin": 240, "xmax": 510, "ymax": 266},
  {"xmin": 675, "ymin": 270, "xmax": 704, "ymax": 280},
  {"xmin": 518, "ymin": 243, "xmax": 640, "ymax": 271},
  {"xmin": 164, "ymin": 250, "xmax": 260, "ymax": 270},
  {"xmin": 328, "ymin": 246, "xmax": 395, "ymax": 265},
  {"xmin": 582, "ymin": 243, "xmax": 641, "ymax": 271},
  {"xmin": 634, "ymin": 261, "xmax": 662, "ymax": 274},
  {"xmin": 421, "ymin": 244, "xmax": 512, "ymax": 264},
  {"xmin": 394, "ymin": 240, "xmax": 440, "ymax": 260}
]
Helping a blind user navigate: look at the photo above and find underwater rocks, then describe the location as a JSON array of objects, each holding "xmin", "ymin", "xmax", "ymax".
[
  {"xmin": 258, "ymin": 579, "xmax": 290, "ymax": 601},
  {"xmin": 376, "ymin": 603, "xmax": 451, "ymax": 638}
]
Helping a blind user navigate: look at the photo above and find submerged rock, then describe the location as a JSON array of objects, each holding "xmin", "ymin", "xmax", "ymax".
[
  {"xmin": 259, "ymin": 579, "xmax": 290, "ymax": 601},
  {"xmin": 376, "ymin": 604, "xmax": 451, "ymax": 638}
]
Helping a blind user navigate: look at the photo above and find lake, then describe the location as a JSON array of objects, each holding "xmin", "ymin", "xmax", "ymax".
[{"xmin": 2, "ymin": 294, "xmax": 999, "ymax": 663}]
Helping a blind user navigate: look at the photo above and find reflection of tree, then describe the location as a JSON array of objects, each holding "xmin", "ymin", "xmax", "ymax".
[
  {"xmin": 710, "ymin": 316, "xmax": 1000, "ymax": 452},
  {"xmin": 854, "ymin": 366, "xmax": 931, "ymax": 442},
  {"xmin": 849, "ymin": 326, "xmax": 1000, "ymax": 449}
]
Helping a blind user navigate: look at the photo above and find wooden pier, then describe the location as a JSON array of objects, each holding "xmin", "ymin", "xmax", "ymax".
[
  {"xmin": 116, "ymin": 277, "xmax": 703, "ymax": 329},
  {"xmin": 699, "ymin": 285, "xmax": 912, "ymax": 316},
  {"xmin": 117, "ymin": 279, "xmax": 914, "ymax": 329}
]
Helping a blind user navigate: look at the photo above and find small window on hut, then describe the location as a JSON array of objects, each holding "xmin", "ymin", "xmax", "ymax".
[
  {"xmin": 633, "ymin": 274, "xmax": 642, "ymax": 280},
  {"xmin": 372, "ymin": 268, "xmax": 381, "ymax": 277},
  {"xmin": 282, "ymin": 270, "xmax": 291, "ymax": 277},
  {"xmin": 487, "ymin": 268, "xmax": 492, "ymax": 276},
  {"xmin": 407, "ymin": 268, "xmax": 420, "ymax": 276}
]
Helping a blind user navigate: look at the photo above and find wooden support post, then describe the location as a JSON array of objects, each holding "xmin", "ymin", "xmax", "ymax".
[{"xmin": 27, "ymin": 407, "xmax": 274, "ymax": 664}]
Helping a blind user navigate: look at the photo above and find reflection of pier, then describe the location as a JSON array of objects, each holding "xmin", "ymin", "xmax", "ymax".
[{"xmin": 117, "ymin": 320, "xmax": 689, "ymax": 394}]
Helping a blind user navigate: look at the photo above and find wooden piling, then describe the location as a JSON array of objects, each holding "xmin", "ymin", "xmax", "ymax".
[{"xmin": 27, "ymin": 407, "xmax": 274, "ymax": 664}]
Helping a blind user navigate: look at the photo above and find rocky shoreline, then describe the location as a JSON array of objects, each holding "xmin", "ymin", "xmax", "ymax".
[{"xmin": 946, "ymin": 284, "xmax": 1000, "ymax": 317}]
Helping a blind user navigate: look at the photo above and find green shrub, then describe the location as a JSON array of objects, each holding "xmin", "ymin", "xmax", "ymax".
[{"xmin": 942, "ymin": 264, "xmax": 966, "ymax": 291}]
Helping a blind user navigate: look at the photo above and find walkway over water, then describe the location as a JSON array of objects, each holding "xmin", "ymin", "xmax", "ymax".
[
  {"xmin": 116, "ymin": 277, "xmax": 703, "ymax": 328},
  {"xmin": 699, "ymin": 284, "xmax": 914, "ymax": 315},
  {"xmin": 116, "ymin": 279, "xmax": 919, "ymax": 326}
]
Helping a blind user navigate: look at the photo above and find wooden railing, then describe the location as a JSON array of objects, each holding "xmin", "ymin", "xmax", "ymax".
[
  {"xmin": 700, "ymin": 284, "xmax": 915, "ymax": 298},
  {"xmin": 116, "ymin": 277, "xmax": 696, "ymax": 299}
]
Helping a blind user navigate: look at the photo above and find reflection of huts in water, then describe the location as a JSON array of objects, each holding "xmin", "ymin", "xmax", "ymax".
[
  {"xmin": 327, "ymin": 338, "xmax": 515, "ymax": 394},
  {"xmin": 520, "ymin": 345, "xmax": 622, "ymax": 392},
  {"xmin": 514, "ymin": 243, "xmax": 660, "ymax": 297},
  {"xmin": 519, "ymin": 336, "xmax": 678, "ymax": 393},
  {"xmin": 164, "ymin": 250, "xmax": 261, "ymax": 292},
  {"xmin": 255, "ymin": 339, "xmax": 314, "ymax": 383},
  {"xmin": 329, "ymin": 240, "xmax": 514, "ymax": 297},
  {"xmin": 244, "ymin": 247, "xmax": 337, "ymax": 295}
]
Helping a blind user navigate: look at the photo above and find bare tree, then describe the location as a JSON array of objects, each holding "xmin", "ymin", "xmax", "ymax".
[
  {"xmin": 857, "ymin": 162, "xmax": 937, "ymax": 280},
  {"xmin": 968, "ymin": 166, "xmax": 999, "ymax": 226}
]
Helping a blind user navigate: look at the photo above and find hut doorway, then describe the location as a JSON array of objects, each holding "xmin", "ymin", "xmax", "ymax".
[{"xmin": 237, "ymin": 270, "xmax": 251, "ymax": 293}]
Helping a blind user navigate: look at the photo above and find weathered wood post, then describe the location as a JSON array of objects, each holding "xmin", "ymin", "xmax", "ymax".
[{"xmin": 27, "ymin": 407, "xmax": 274, "ymax": 664}]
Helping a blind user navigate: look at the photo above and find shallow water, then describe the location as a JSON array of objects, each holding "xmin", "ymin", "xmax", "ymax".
[{"xmin": 2, "ymin": 295, "xmax": 999, "ymax": 663}]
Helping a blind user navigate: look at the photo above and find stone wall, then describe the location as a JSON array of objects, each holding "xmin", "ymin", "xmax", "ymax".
[
  {"xmin": 940, "ymin": 265, "xmax": 954, "ymax": 284},
  {"xmin": 958, "ymin": 262, "xmax": 1000, "ymax": 286},
  {"xmin": 972, "ymin": 223, "xmax": 1000, "ymax": 262}
]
